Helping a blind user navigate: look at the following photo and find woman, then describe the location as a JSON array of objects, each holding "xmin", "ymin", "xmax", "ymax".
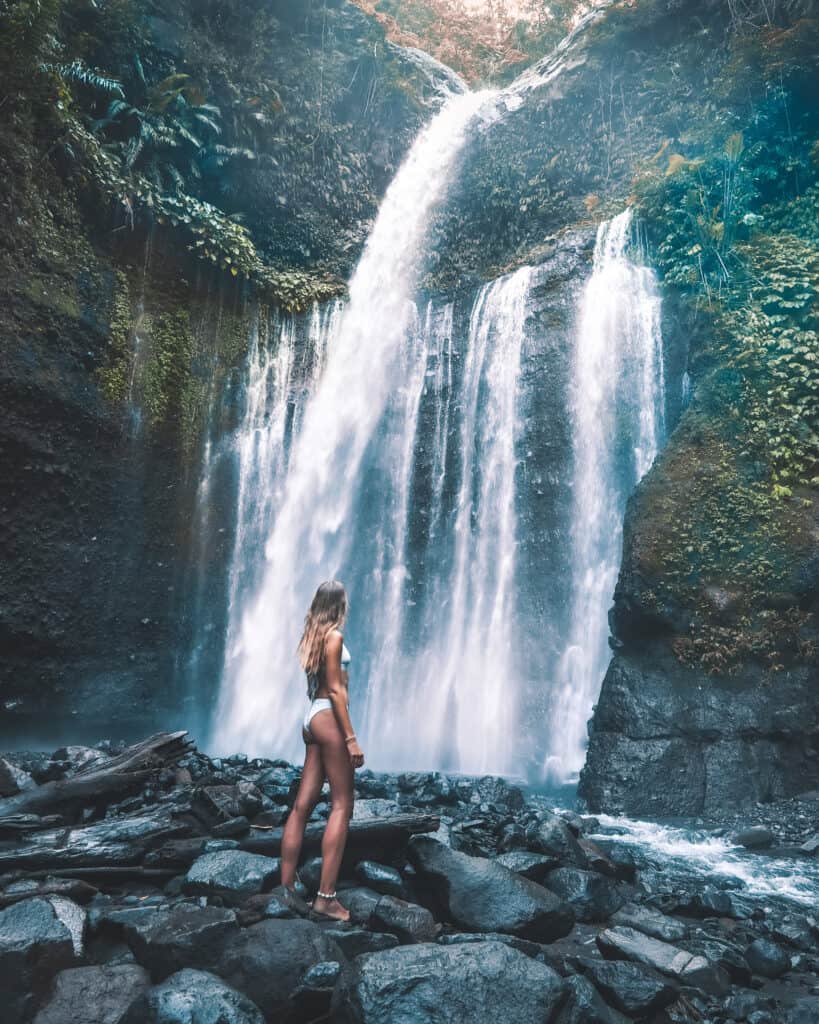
[{"xmin": 280, "ymin": 580, "xmax": 365, "ymax": 922}]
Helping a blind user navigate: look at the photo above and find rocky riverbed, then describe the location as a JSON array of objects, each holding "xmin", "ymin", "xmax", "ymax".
[{"xmin": 1, "ymin": 734, "xmax": 817, "ymax": 1024}]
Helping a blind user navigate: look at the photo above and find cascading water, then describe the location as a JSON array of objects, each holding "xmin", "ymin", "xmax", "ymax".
[
  {"xmin": 213, "ymin": 89, "xmax": 494, "ymax": 759},
  {"xmin": 545, "ymin": 208, "xmax": 665, "ymax": 782},
  {"xmin": 206, "ymin": 84, "xmax": 667, "ymax": 776}
]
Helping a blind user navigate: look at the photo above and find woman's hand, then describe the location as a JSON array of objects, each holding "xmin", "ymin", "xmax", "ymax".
[{"xmin": 345, "ymin": 736, "xmax": 365, "ymax": 769}]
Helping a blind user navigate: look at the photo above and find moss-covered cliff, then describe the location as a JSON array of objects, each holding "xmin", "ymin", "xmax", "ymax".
[{"xmin": 0, "ymin": 0, "xmax": 438, "ymax": 741}]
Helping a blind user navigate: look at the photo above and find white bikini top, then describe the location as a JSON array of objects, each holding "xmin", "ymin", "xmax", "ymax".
[{"xmin": 307, "ymin": 641, "xmax": 351, "ymax": 700}]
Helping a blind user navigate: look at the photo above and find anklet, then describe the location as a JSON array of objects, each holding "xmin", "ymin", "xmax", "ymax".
[{"xmin": 317, "ymin": 889, "xmax": 337, "ymax": 899}]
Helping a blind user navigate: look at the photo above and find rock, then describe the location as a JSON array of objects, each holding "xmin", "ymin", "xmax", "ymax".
[
  {"xmin": 576, "ymin": 958, "xmax": 677, "ymax": 1016},
  {"xmin": 289, "ymin": 960, "xmax": 341, "ymax": 1022},
  {"xmin": 298, "ymin": 856, "xmax": 323, "ymax": 892},
  {"xmin": 337, "ymin": 886, "xmax": 383, "ymax": 926},
  {"xmin": 544, "ymin": 868, "xmax": 626, "ymax": 923},
  {"xmin": 184, "ymin": 850, "xmax": 279, "ymax": 900},
  {"xmin": 577, "ymin": 839, "xmax": 617, "ymax": 877},
  {"xmin": 590, "ymin": 842, "xmax": 637, "ymax": 883},
  {"xmin": 213, "ymin": 918, "xmax": 347, "ymax": 1021},
  {"xmin": 322, "ymin": 926, "xmax": 399, "ymax": 958},
  {"xmin": 408, "ymin": 836, "xmax": 574, "ymax": 942},
  {"xmin": 771, "ymin": 914, "xmax": 816, "ymax": 951},
  {"xmin": 370, "ymin": 895, "xmax": 438, "ymax": 943},
  {"xmin": 526, "ymin": 812, "xmax": 588, "ymax": 867},
  {"xmin": 596, "ymin": 926, "xmax": 728, "ymax": 992},
  {"xmin": 103, "ymin": 904, "xmax": 238, "ymax": 980},
  {"xmin": 495, "ymin": 850, "xmax": 559, "ymax": 882},
  {"xmin": 611, "ymin": 902, "xmax": 687, "ymax": 943},
  {"xmin": 473, "ymin": 776, "xmax": 525, "ymax": 811},
  {"xmin": 236, "ymin": 892, "xmax": 297, "ymax": 926},
  {"xmin": 349, "ymin": 941, "xmax": 564, "ymax": 1024},
  {"xmin": 785, "ymin": 997, "xmax": 819, "ymax": 1024},
  {"xmin": 673, "ymin": 886, "xmax": 754, "ymax": 920},
  {"xmin": 0, "ymin": 896, "xmax": 76, "ymax": 1019},
  {"xmin": 46, "ymin": 896, "xmax": 87, "ymax": 957},
  {"xmin": 256, "ymin": 767, "xmax": 299, "ymax": 803},
  {"xmin": 745, "ymin": 937, "xmax": 790, "ymax": 979},
  {"xmin": 734, "ymin": 827, "xmax": 775, "ymax": 850},
  {"xmin": 0, "ymin": 757, "xmax": 33, "ymax": 796},
  {"xmin": 353, "ymin": 798, "xmax": 402, "ymax": 820},
  {"xmin": 799, "ymin": 833, "xmax": 819, "ymax": 854},
  {"xmin": 123, "ymin": 968, "xmax": 264, "ymax": 1024},
  {"xmin": 33, "ymin": 964, "xmax": 150, "ymax": 1024},
  {"xmin": 687, "ymin": 937, "xmax": 752, "ymax": 986},
  {"xmin": 355, "ymin": 860, "xmax": 406, "ymax": 898},
  {"xmin": 556, "ymin": 973, "xmax": 626, "ymax": 1024},
  {"xmin": 438, "ymin": 930, "xmax": 555, "ymax": 965}
]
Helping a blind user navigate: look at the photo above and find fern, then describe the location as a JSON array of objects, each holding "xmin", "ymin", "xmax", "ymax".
[{"xmin": 40, "ymin": 59, "xmax": 124, "ymax": 97}]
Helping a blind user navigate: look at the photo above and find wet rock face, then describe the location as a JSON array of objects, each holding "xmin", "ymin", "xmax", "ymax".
[
  {"xmin": 33, "ymin": 964, "xmax": 151, "ymax": 1024},
  {"xmin": 122, "ymin": 967, "xmax": 264, "ymax": 1024},
  {"xmin": 578, "ymin": 647, "xmax": 819, "ymax": 816}
]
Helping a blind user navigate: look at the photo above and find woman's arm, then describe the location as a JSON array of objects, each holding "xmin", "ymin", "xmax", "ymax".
[{"xmin": 324, "ymin": 632, "xmax": 364, "ymax": 768}]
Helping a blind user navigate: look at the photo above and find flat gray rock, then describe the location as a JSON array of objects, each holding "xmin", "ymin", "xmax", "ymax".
[
  {"xmin": 596, "ymin": 926, "xmax": 728, "ymax": 992},
  {"xmin": 184, "ymin": 850, "xmax": 280, "ymax": 899},
  {"xmin": 123, "ymin": 968, "xmax": 264, "ymax": 1024},
  {"xmin": 611, "ymin": 902, "xmax": 687, "ymax": 943},
  {"xmin": 351, "ymin": 941, "xmax": 564, "ymax": 1024},
  {"xmin": 0, "ymin": 897, "xmax": 75, "ymax": 1019},
  {"xmin": 33, "ymin": 964, "xmax": 150, "ymax": 1024},
  {"xmin": 544, "ymin": 868, "xmax": 626, "ymax": 923}
]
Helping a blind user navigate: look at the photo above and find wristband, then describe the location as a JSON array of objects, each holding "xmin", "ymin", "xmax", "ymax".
[{"xmin": 344, "ymin": 734, "xmax": 356, "ymax": 744}]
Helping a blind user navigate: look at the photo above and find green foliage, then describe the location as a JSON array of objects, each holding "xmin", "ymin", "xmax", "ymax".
[{"xmin": 40, "ymin": 59, "xmax": 125, "ymax": 97}]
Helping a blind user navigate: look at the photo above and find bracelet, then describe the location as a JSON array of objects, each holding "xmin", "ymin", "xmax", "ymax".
[{"xmin": 344, "ymin": 734, "xmax": 356, "ymax": 744}]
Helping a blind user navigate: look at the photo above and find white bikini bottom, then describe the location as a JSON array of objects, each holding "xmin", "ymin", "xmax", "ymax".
[{"xmin": 303, "ymin": 698, "xmax": 333, "ymax": 736}]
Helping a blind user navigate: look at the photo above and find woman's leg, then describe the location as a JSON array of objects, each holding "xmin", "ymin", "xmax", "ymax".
[
  {"xmin": 309, "ymin": 710, "xmax": 354, "ymax": 918},
  {"xmin": 279, "ymin": 737, "xmax": 324, "ymax": 889}
]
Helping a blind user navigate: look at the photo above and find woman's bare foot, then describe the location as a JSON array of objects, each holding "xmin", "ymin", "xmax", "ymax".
[{"xmin": 311, "ymin": 894, "xmax": 350, "ymax": 921}]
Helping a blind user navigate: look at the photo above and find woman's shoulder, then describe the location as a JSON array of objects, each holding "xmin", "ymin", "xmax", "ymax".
[{"xmin": 324, "ymin": 628, "xmax": 344, "ymax": 651}]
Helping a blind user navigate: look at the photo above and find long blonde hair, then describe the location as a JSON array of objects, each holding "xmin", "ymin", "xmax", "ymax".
[{"xmin": 298, "ymin": 580, "xmax": 348, "ymax": 678}]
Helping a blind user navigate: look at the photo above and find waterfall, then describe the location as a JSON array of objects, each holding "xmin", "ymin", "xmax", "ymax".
[
  {"xmin": 361, "ymin": 268, "xmax": 533, "ymax": 774},
  {"xmin": 213, "ymin": 90, "xmax": 494, "ymax": 759},
  {"xmin": 545, "ymin": 208, "xmax": 665, "ymax": 782}
]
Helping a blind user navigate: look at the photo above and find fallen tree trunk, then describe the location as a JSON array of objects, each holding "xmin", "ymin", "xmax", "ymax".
[
  {"xmin": 0, "ymin": 732, "xmax": 192, "ymax": 819},
  {"xmin": 0, "ymin": 805, "xmax": 197, "ymax": 871},
  {"xmin": 242, "ymin": 812, "xmax": 440, "ymax": 857}
]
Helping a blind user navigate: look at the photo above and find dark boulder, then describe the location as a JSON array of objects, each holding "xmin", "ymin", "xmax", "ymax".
[
  {"xmin": 104, "ymin": 904, "xmax": 238, "ymax": 980},
  {"xmin": 213, "ymin": 917, "xmax": 348, "ymax": 1022},
  {"xmin": 576, "ymin": 958, "xmax": 677, "ymax": 1016},
  {"xmin": 556, "ymin": 973, "xmax": 627, "ymax": 1024},
  {"xmin": 745, "ymin": 937, "xmax": 790, "ymax": 979},
  {"xmin": 322, "ymin": 926, "xmax": 399, "ymax": 958},
  {"xmin": 33, "ymin": 964, "xmax": 150, "ymax": 1024},
  {"xmin": 123, "ymin": 968, "xmax": 264, "ymax": 1024},
  {"xmin": 337, "ymin": 886, "xmax": 383, "ymax": 925},
  {"xmin": 733, "ymin": 826, "xmax": 775, "ymax": 850},
  {"xmin": 590, "ymin": 842, "xmax": 637, "ymax": 883},
  {"xmin": 369, "ymin": 894, "xmax": 438, "ymax": 943},
  {"xmin": 289, "ymin": 960, "xmax": 342, "ymax": 1022},
  {"xmin": 544, "ymin": 868, "xmax": 626, "ymax": 923},
  {"xmin": 496, "ymin": 850, "xmax": 559, "ymax": 882},
  {"xmin": 0, "ymin": 896, "xmax": 75, "ymax": 1021},
  {"xmin": 349, "ymin": 941, "xmax": 565, "ymax": 1024},
  {"xmin": 183, "ymin": 850, "xmax": 280, "ymax": 900},
  {"xmin": 408, "ymin": 836, "xmax": 574, "ymax": 942},
  {"xmin": 526, "ymin": 813, "xmax": 588, "ymax": 867},
  {"xmin": 355, "ymin": 860, "xmax": 406, "ymax": 898}
]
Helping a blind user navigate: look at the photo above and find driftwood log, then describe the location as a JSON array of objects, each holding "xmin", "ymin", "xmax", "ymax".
[
  {"xmin": 242, "ymin": 812, "xmax": 441, "ymax": 857},
  {"xmin": 0, "ymin": 732, "xmax": 192, "ymax": 820}
]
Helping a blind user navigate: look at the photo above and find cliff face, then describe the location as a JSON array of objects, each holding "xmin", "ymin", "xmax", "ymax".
[
  {"xmin": 0, "ymin": 0, "xmax": 439, "ymax": 744},
  {"xmin": 439, "ymin": 0, "xmax": 817, "ymax": 811}
]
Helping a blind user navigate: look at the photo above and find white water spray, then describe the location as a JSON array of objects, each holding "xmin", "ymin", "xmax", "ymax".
[
  {"xmin": 213, "ymin": 90, "xmax": 494, "ymax": 758},
  {"xmin": 546, "ymin": 209, "xmax": 665, "ymax": 781}
]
